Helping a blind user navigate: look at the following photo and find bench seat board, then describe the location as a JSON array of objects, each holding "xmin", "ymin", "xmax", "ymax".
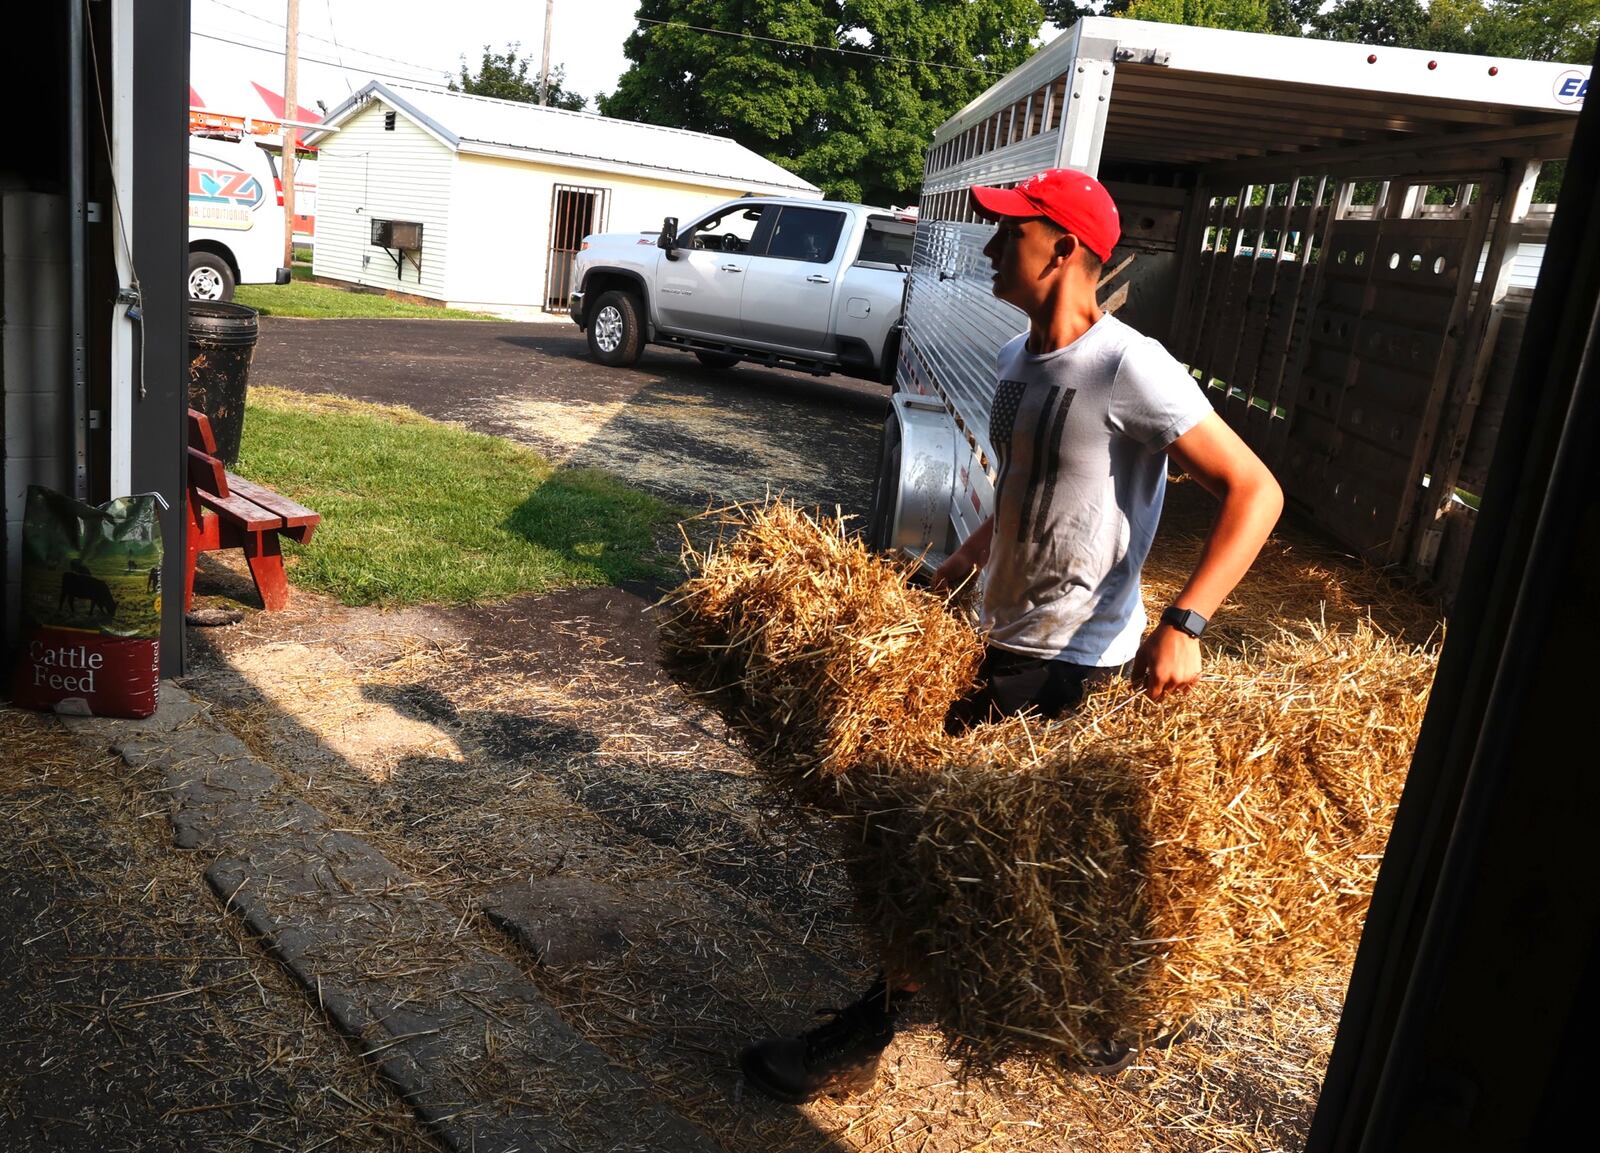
[
  {"xmin": 198, "ymin": 488, "xmax": 285, "ymax": 534},
  {"xmin": 224, "ymin": 473, "xmax": 321, "ymax": 530}
]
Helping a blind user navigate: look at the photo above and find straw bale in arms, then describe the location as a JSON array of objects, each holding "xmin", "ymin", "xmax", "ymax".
[{"xmin": 658, "ymin": 501, "xmax": 1435, "ymax": 1072}]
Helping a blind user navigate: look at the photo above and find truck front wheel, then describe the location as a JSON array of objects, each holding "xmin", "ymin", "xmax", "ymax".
[
  {"xmin": 587, "ymin": 290, "xmax": 644, "ymax": 367},
  {"xmin": 188, "ymin": 251, "xmax": 236, "ymax": 301}
]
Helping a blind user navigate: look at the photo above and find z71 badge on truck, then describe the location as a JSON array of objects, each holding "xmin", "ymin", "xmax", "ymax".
[{"xmin": 569, "ymin": 198, "xmax": 914, "ymax": 383}]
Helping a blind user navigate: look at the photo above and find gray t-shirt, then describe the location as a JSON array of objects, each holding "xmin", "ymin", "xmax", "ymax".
[{"xmin": 980, "ymin": 314, "xmax": 1213, "ymax": 666}]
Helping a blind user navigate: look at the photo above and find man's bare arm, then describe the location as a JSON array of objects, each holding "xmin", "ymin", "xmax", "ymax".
[{"xmin": 1132, "ymin": 413, "xmax": 1283, "ymax": 699}]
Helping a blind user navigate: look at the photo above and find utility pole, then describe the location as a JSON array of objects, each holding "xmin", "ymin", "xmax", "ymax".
[
  {"xmin": 281, "ymin": 0, "xmax": 300, "ymax": 271},
  {"xmin": 538, "ymin": 0, "xmax": 553, "ymax": 105}
]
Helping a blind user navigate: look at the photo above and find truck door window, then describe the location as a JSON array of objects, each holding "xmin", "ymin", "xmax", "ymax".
[
  {"xmin": 857, "ymin": 216, "xmax": 915, "ymax": 268},
  {"xmin": 765, "ymin": 207, "xmax": 846, "ymax": 264},
  {"xmin": 682, "ymin": 205, "xmax": 766, "ymax": 254}
]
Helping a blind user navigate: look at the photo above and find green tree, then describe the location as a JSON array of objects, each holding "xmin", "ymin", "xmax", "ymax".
[
  {"xmin": 1304, "ymin": 0, "xmax": 1598, "ymax": 61},
  {"xmin": 1040, "ymin": 0, "xmax": 1132, "ymax": 24},
  {"xmin": 599, "ymin": 0, "xmax": 1044, "ymax": 205},
  {"xmin": 1123, "ymin": 0, "xmax": 1276, "ymax": 31},
  {"xmin": 1054, "ymin": 0, "xmax": 1315, "ymax": 32},
  {"xmin": 451, "ymin": 44, "xmax": 588, "ymax": 111},
  {"xmin": 1476, "ymin": 0, "xmax": 1600, "ymax": 62},
  {"xmin": 1305, "ymin": 0, "xmax": 1431, "ymax": 44}
]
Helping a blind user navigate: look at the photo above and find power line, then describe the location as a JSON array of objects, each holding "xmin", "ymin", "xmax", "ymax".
[
  {"xmin": 322, "ymin": 0, "xmax": 355, "ymax": 94},
  {"xmin": 196, "ymin": 0, "xmax": 454, "ymax": 78},
  {"xmin": 191, "ymin": 29, "xmax": 452, "ymax": 87},
  {"xmin": 638, "ymin": 17, "xmax": 1002, "ymax": 74}
]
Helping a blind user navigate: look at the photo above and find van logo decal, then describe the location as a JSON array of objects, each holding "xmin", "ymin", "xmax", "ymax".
[
  {"xmin": 190, "ymin": 168, "xmax": 264, "ymax": 207},
  {"xmin": 188, "ymin": 165, "xmax": 264, "ymax": 232}
]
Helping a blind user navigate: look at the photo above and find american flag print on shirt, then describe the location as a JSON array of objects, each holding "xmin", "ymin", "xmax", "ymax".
[{"xmin": 990, "ymin": 379, "xmax": 1078, "ymax": 544}]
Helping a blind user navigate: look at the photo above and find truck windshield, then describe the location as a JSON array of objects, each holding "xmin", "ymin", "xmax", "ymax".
[{"xmin": 857, "ymin": 216, "xmax": 914, "ymax": 268}]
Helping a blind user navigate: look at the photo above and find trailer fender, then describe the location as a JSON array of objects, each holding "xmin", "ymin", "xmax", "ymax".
[{"xmin": 867, "ymin": 393, "xmax": 958, "ymax": 567}]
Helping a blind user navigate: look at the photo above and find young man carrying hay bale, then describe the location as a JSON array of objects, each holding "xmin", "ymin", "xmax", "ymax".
[{"xmin": 739, "ymin": 169, "xmax": 1284, "ymax": 1103}]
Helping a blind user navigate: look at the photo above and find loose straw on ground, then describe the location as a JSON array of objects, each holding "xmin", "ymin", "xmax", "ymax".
[{"xmin": 658, "ymin": 499, "xmax": 1435, "ymax": 1072}]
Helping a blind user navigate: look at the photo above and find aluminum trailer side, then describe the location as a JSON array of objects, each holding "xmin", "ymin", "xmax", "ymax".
[{"xmin": 873, "ymin": 16, "xmax": 1587, "ymax": 607}]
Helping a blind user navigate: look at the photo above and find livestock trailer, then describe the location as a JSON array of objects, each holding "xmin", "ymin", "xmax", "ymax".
[{"xmin": 875, "ymin": 16, "xmax": 1588, "ymax": 607}]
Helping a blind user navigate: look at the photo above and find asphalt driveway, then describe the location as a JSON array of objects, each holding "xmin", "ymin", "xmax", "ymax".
[{"xmin": 249, "ymin": 317, "xmax": 891, "ymax": 518}]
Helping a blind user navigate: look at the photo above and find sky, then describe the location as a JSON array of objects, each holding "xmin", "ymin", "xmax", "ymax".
[{"xmin": 190, "ymin": 0, "xmax": 642, "ymax": 117}]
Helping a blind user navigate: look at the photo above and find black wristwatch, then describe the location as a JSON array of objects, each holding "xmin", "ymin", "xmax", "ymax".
[{"xmin": 1160, "ymin": 605, "xmax": 1208, "ymax": 638}]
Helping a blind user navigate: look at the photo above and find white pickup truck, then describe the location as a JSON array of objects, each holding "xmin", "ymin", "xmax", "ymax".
[{"xmin": 569, "ymin": 198, "xmax": 914, "ymax": 382}]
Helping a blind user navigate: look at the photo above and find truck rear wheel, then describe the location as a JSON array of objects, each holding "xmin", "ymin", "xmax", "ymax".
[
  {"xmin": 188, "ymin": 251, "xmax": 236, "ymax": 301},
  {"xmin": 867, "ymin": 414, "xmax": 902, "ymax": 552},
  {"xmin": 587, "ymin": 290, "xmax": 644, "ymax": 367}
]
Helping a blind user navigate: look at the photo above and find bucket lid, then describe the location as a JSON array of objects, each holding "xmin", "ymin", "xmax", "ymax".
[{"xmin": 187, "ymin": 301, "xmax": 260, "ymax": 324}]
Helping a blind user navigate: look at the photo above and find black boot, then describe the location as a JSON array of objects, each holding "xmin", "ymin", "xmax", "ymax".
[{"xmin": 740, "ymin": 979, "xmax": 906, "ymax": 1104}]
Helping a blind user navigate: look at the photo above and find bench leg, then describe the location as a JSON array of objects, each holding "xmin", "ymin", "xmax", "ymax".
[
  {"xmin": 243, "ymin": 531, "xmax": 290, "ymax": 611},
  {"xmin": 185, "ymin": 497, "xmax": 222, "ymax": 612}
]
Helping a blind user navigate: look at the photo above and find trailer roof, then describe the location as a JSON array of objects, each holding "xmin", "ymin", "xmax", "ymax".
[
  {"xmin": 305, "ymin": 82, "xmax": 820, "ymax": 196},
  {"xmin": 938, "ymin": 17, "xmax": 1587, "ymax": 177}
]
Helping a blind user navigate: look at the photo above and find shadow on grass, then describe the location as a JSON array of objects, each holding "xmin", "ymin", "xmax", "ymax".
[{"xmin": 500, "ymin": 468, "xmax": 681, "ymax": 592}]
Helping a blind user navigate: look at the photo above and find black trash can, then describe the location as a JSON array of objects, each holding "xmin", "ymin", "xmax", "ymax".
[{"xmin": 186, "ymin": 300, "xmax": 260, "ymax": 465}]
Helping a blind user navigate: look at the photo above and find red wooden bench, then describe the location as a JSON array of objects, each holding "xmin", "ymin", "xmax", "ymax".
[{"xmin": 185, "ymin": 408, "xmax": 321, "ymax": 611}]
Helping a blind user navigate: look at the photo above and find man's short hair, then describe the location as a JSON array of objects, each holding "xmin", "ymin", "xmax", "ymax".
[{"xmin": 1034, "ymin": 215, "xmax": 1104, "ymax": 275}]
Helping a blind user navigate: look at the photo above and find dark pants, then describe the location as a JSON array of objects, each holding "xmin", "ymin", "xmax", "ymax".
[{"xmin": 946, "ymin": 646, "xmax": 1125, "ymax": 731}]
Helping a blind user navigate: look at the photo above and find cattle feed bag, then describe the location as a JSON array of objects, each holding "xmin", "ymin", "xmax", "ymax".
[{"xmin": 12, "ymin": 486, "xmax": 165, "ymax": 719}]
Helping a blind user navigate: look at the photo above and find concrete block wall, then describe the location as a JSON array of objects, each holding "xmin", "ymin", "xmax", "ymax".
[{"xmin": 2, "ymin": 190, "xmax": 73, "ymax": 649}]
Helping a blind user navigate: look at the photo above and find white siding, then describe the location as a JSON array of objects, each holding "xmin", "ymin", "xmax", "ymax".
[
  {"xmin": 444, "ymin": 156, "xmax": 767, "ymax": 312},
  {"xmin": 310, "ymin": 100, "xmax": 454, "ymax": 300}
]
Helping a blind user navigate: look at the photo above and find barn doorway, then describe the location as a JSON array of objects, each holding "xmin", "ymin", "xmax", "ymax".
[{"xmin": 546, "ymin": 184, "xmax": 610, "ymax": 311}]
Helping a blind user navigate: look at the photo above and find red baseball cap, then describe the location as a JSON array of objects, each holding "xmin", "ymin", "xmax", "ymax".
[{"xmin": 970, "ymin": 169, "xmax": 1121, "ymax": 262}]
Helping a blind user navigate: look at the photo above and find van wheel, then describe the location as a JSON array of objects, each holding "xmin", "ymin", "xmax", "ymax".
[
  {"xmin": 188, "ymin": 251, "xmax": 236, "ymax": 301},
  {"xmin": 867, "ymin": 414, "xmax": 902, "ymax": 552},
  {"xmin": 587, "ymin": 290, "xmax": 644, "ymax": 366},
  {"xmin": 694, "ymin": 350, "xmax": 741, "ymax": 370}
]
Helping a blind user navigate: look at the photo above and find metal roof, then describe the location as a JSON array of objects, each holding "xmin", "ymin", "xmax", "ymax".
[
  {"xmin": 305, "ymin": 81, "xmax": 820, "ymax": 197},
  {"xmin": 936, "ymin": 17, "xmax": 1587, "ymax": 178}
]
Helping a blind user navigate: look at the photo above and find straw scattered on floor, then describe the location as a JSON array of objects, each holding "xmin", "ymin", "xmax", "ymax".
[{"xmin": 658, "ymin": 498, "xmax": 1437, "ymax": 1071}]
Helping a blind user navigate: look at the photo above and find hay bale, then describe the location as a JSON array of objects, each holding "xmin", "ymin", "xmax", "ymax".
[
  {"xmin": 659, "ymin": 502, "xmax": 983, "ymax": 779},
  {"xmin": 659, "ymin": 501, "xmax": 1434, "ymax": 1071}
]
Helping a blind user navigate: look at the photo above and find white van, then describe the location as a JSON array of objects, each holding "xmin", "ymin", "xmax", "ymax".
[{"xmin": 187, "ymin": 135, "xmax": 290, "ymax": 300}]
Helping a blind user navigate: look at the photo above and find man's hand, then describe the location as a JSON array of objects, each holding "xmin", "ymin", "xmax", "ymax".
[
  {"xmin": 931, "ymin": 552, "xmax": 974, "ymax": 592},
  {"xmin": 1131, "ymin": 622, "xmax": 1201, "ymax": 701},
  {"xmin": 930, "ymin": 517, "xmax": 993, "ymax": 592}
]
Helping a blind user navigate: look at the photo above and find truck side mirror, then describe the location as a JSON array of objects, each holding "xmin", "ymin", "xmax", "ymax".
[{"xmin": 658, "ymin": 217, "xmax": 679, "ymax": 261}]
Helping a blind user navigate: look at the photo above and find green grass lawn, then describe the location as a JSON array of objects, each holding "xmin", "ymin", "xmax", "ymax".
[
  {"xmin": 234, "ymin": 270, "xmax": 497, "ymax": 320},
  {"xmin": 234, "ymin": 387, "xmax": 681, "ymax": 606}
]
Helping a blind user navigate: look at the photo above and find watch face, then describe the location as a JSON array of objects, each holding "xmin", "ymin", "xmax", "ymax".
[{"xmin": 1164, "ymin": 607, "xmax": 1205, "ymax": 637}]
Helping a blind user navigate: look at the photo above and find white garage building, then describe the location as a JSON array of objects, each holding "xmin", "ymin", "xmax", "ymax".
[{"xmin": 302, "ymin": 82, "xmax": 820, "ymax": 317}]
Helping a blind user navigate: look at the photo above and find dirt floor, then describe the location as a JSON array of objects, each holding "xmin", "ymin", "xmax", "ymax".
[
  {"xmin": 169, "ymin": 490, "xmax": 1392, "ymax": 1152},
  {"xmin": 0, "ymin": 708, "xmax": 438, "ymax": 1152},
  {"xmin": 1, "ymin": 318, "xmax": 1436, "ymax": 1150}
]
